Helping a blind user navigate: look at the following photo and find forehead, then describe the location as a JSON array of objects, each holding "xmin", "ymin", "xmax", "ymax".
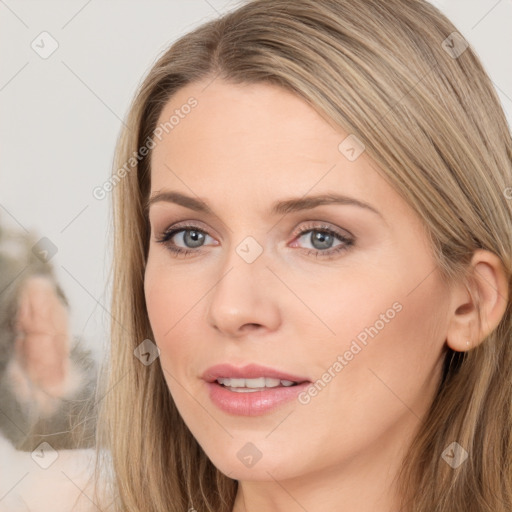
[
  {"xmin": 152, "ymin": 79, "xmax": 343, "ymax": 165},
  {"xmin": 149, "ymin": 79, "xmax": 405, "ymax": 218}
]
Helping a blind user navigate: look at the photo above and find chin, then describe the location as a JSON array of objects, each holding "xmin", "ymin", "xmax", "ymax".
[{"xmin": 197, "ymin": 436, "xmax": 305, "ymax": 482}]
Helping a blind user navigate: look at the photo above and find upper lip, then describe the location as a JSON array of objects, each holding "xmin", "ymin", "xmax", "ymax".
[{"xmin": 202, "ymin": 364, "xmax": 310, "ymax": 383}]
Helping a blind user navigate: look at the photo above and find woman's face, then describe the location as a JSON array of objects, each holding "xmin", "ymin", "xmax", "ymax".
[{"xmin": 144, "ymin": 79, "xmax": 451, "ymax": 484}]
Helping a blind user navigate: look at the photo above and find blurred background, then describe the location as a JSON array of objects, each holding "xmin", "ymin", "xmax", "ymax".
[{"xmin": 1, "ymin": 0, "xmax": 511, "ymax": 361}]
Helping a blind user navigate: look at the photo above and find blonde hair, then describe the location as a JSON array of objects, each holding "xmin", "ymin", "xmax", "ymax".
[{"xmin": 96, "ymin": 0, "xmax": 512, "ymax": 510}]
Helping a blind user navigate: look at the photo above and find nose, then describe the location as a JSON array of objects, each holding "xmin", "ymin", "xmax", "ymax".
[{"xmin": 205, "ymin": 242, "xmax": 282, "ymax": 338}]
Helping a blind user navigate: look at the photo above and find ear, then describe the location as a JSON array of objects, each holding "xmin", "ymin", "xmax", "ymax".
[{"xmin": 446, "ymin": 249, "xmax": 509, "ymax": 352}]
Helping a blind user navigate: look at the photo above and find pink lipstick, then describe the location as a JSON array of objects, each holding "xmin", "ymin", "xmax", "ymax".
[{"xmin": 202, "ymin": 363, "xmax": 311, "ymax": 416}]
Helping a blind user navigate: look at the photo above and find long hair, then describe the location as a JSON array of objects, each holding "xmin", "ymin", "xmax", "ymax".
[{"xmin": 95, "ymin": 1, "xmax": 512, "ymax": 510}]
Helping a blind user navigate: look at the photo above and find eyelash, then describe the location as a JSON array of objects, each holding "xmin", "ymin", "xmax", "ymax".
[{"xmin": 155, "ymin": 222, "xmax": 354, "ymax": 260}]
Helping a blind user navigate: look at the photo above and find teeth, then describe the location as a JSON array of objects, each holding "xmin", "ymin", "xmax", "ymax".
[{"xmin": 216, "ymin": 377, "xmax": 297, "ymax": 388}]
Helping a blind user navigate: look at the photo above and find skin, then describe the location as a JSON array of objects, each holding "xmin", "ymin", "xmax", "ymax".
[
  {"xmin": 144, "ymin": 79, "xmax": 509, "ymax": 512},
  {"xmin": 14, "ymin": 275, "xmax": 70, "ymax": 391}
]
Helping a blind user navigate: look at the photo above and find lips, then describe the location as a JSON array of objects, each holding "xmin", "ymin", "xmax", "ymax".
[{"xmin": 201, "ymin": 363, "xmax": 312, "ymax": 415}]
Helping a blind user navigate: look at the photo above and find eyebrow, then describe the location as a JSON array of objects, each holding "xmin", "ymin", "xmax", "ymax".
[{"xmin": 146, "ymin": 190, "xmax": 383, "ymax": 219}]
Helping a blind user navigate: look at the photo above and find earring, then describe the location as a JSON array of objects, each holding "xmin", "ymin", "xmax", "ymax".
[{"xmin": 466, "ymin": 340, "xmax": 471, "ymax": 349}]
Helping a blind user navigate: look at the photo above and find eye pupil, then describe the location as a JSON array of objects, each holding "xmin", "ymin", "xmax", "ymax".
[
  {"xmin": 184, "ymin": 230, "xmax": 205, "ymax": 248},
  {"xmin": 311, "ymin": 231, "xmax": 333, "ymax": 250}
]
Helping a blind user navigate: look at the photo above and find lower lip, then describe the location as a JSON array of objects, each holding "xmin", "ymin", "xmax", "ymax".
[{"xmin": 205, "ymin": 381, "xmax": 311, "ymax": 416}]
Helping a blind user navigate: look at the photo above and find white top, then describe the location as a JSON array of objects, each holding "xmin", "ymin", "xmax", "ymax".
[{"xmin": 0, "ymin": 434, "xmax": 111, "ymax": 512}]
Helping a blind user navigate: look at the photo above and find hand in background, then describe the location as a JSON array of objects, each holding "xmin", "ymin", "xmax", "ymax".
[{"xmin": 13, "ymin": 275, "xmax": 71, "ymax": 395}]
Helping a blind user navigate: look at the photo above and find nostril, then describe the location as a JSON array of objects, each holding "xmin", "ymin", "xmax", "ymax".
[{"xmin": 243, "ymin": 323, "xmax": 262, "ymax": 330}]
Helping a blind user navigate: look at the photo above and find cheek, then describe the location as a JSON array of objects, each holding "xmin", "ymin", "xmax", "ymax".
[
  {"xmin": 144, "ymin": 263, "xmax": 170, "ymax": 340},
  {"xmin": 145, "ymin": 252, "xmax": 194, "ymax": 333},
  {"xmin": 144, "ymin": 257, "xmax": 206, "ymax": 375},
  {"xmin": 315, "ymin": 270, "xmax": 447, "ymax": 429},
  {"xmin": 302, "ymin": 254, "xmax": 448, "ymax": 407}
]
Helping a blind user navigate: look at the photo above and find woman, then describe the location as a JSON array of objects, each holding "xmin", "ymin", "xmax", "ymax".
[{"xmin": 11, "ymin": 0, "xmax": 510, "ymax": 510}]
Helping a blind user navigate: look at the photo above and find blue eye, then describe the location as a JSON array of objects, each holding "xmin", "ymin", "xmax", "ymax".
[
  {"xmin": 292, "ymin": 227, "xmax": 352, "ymax": 257},
  {"xmin": 155, "ymin": 222, "xmax": 354, "ymax": 259},
  {"xmin": 292, "ymin": 223, "xmax": 354, "ymax": 259},
  {"xmin": 156, "ymin": 226, "xmax": 214, "ymax": 257}
]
